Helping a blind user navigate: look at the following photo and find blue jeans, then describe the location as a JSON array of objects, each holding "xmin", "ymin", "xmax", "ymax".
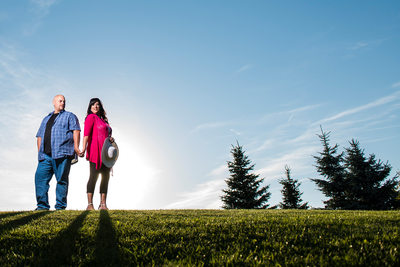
[{"xmin": 35, "ymin": 154, "xmax": 72, "ymax": 210}]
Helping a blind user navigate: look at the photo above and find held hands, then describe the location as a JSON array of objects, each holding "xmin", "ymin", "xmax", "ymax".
[
  {"xmin": 76, "ymin": 137, "xmax": 113, "ymax": 158},
  {"xmin": 74, "ymin": 147, "xmax": 81, "ymax": 156},
  {"xmin": 75, "ymin": 147, "xmax": 85, "ymax": 157},
  {"xmin": 78, "ymin": 150, "xmax": 85, "ymax": 157}
]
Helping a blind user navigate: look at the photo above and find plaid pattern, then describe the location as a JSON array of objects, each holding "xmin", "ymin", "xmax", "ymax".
[{"xmin": 36, "ymin": 110, "xmax": 81, "ymax": 160}]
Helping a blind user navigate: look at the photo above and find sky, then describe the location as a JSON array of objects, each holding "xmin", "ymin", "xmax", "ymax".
[{"xmin": 0, "ymin": 0, "xmax": 399, "ymax": 211}]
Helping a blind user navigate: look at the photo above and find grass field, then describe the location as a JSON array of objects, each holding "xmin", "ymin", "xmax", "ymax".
[{"xmin": 0, "ymin": 209, "xmax": 399, "ymax": 266}]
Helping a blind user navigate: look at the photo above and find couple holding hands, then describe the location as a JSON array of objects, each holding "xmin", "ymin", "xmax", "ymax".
[{"xmin": 34, "ymin": 95, "xmax": 118, "ymax": 211}]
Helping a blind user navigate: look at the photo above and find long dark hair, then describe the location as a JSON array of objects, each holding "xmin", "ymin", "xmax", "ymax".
[{"xmin": 86, "ymin": 98, "xmax": 109, "ymax": 123}]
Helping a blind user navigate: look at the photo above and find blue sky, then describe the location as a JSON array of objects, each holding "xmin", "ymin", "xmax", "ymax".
[{"xmin": 0, "ymin": 0, "xmax": 399, "ymax": 210}]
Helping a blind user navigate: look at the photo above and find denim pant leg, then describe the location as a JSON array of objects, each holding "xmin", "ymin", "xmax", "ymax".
[
  {"xmin": 54, "ymin": 157, "xmax": 72, "ymax": 210},
  {"xmin": 35, "ymin": 156, "xmax": 54, "ymax": 210}
]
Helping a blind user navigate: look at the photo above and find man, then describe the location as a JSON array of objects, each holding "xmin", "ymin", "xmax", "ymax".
[{"xmin": 35, "ymin": 95, "xmax": 81, "ymax": 210}]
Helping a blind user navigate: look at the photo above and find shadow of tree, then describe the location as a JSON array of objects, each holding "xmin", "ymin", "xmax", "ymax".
[
  {"xmin": 92, "ymin": 210, "xmax": 121, "ymax": 266},
  {"xmin": 0, "ymin": 211, "xmax": 51, "ymax": 235},
  {"xmin": 34, "ymin": 210, "xmax": 90, "ymax": 266},
  {"xmin": 0, "ymin": 211, "xmax": 27, "ymax": 220}
]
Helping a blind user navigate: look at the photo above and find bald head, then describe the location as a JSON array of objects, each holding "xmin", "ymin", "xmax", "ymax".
[{"xmin": 53, "ymin": 95, "xmax": 65, "ymax": 113}]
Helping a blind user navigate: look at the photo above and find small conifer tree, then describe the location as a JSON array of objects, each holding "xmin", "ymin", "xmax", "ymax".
[
  {"xmin": 311, "ymin": 129, "xmax": 348, "ymax": 209},
  {"xmin": 279, "ymin": 166, "xmax": 308, "ymax": 209},
  {"xmin": 221, "ymin": 142, "xmax": 271, "ymax": 209}
]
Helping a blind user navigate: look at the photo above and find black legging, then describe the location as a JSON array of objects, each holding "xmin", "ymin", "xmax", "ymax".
[{"xmin": 87, "ymin": 162, "xmax": 110, "ymax": 194}]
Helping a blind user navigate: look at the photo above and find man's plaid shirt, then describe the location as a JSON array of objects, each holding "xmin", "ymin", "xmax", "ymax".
[{"xmin": 36, "ymin": 110, "xmax": 81, "ymax": 161}]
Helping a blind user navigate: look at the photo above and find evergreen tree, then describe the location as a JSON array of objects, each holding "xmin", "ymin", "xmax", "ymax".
[
  {"xmin": 343, "ymin": 139, "xmax": 399, "ymax": 210},
  {"xmin": 312, "ymin": 128, "xmax": 400, "ymax": 210},
  {"xmin": 311, "ymin": 129, "xmax": 348, "ymax": 209},
  {"xmin": 279, "ymin": 166, "xmax": 308, "ymax": 209},
  {"xmin": 221, "ymin": 142, "xmax": 271, "ymax": 209}
]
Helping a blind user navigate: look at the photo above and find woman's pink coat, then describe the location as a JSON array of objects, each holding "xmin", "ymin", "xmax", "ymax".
[{"xmin": 84, "ymin": 114, "xmax": 111, "ymax": 169}]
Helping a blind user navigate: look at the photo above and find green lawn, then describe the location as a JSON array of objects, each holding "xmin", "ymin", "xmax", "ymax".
[{"xmin": 0, "ymin": 209, "xmax": 399, "ymax": 266}]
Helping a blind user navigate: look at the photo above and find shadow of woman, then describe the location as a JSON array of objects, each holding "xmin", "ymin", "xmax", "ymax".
[{"xmin": 92, "ymin": 210, "xmax": 121, "ymax": 266}]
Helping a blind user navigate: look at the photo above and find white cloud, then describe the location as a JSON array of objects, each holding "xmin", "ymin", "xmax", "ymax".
[
  {"xmin": 392, "ymin": 81, "xmax": 400, "ymax": 88},
  {"xmin": 165, "ymin": 179, "xmax": 225, "ymax": 209},
  {"xmin": 286, "ymin": 104, "xmax": 321, "ymax": 114},
  {"xmin": 321, "ymin": 90, "xmax": 400, "ymax": 123},
  {"xmin": 285, "ymin": 126, "xmax": 319, "ymax": 145},
  {"xmin": 236, "ymin": 64, "xmax": 253, "ymax": 73},
  {"xmin": 208, "ymin": 164, "xmax": 227, "ymax": 177},
  {"xmin": 30, "ymin": 0, "xmax": 57, "ymax": 9},
  {"xmin": 191, "ymin": 121, "xmax": 233, "ymax": 133},
  {"xmin": 348, "ymin": 39, "xmax": 386, "ymax": 51},
  {"xmin": 349, "ymin": 41, "xmax": 369, "ymax": 50},
  {"xmin": 256, "ymin": 145, "xmax": 318, "ymax": 180},
  {"xmin": 229, "ymin": 128, "xmax": 241, "ymax": 136},
  {"xmin": 252, "ymin": 139, "xmax": 274, "ymax": 153},
  {"xmin": 165, "ymin": 163, "xmax": 228, "ymax": 209},
  {"xmin": 259, "ymin": 104, "xmax": 321, "ymax": 124},
  {"xmin": 24, "ymin": 0, "xmax": 58, "ymax": 35}
]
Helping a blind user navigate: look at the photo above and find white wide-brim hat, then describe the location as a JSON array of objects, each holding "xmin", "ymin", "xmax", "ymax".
[{"xmin": 101, "ymin": 137, "xmax": 119, "ymax": 168}]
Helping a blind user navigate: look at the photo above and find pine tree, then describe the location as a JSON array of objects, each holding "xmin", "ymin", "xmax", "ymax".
[
  {"xmin": 279, "ymin": 166, "xmax": 308, "ymax": 209},
  {"xmin": 344, "ymin": 139, "xmax": 399, "ymax": 210},
  {"xmin": 311, "ymin": 129, "xmax": 348, "ymax": 209},
  {"xmin": 312, "ymin": 128, "xmax": 400, "ymax": 210},
  {"xmin": 221, "ymin": 142, "xmax": 271, "ymax": 209}
]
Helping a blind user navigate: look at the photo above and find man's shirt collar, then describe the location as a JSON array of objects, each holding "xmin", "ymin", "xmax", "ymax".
[{"xmin": 48, "ymin": 109, "xmax": 65, "ymax": 116}]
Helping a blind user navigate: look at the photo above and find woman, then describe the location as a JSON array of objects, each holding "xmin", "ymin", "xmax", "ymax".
[{"xmin": 80, "ymin": 98, "xmax": 114, "ymax": 210}]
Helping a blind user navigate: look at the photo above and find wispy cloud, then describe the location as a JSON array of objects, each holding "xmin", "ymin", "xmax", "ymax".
[
  {"xmin": 31, "ymin": 0, "xmax": 57, "ymax": 9},
  {"xmin": 256, "ymin": 145, "xmax": 319, "ymax": 180},
  {"xmin": 286, "ymin": 104, "xmax": 321, "ymax": 114},
  {"xmin": 349, "ymin": 41, "xmax": 369, "ymax": 50},
  {"xmin": 285, "ymin": 126, "xmax": 319, "ymax": 145},
  {"xmin": 24, "ymin": 0, "xmax": 58, "ymax": 35},
  {"xmin": 165, "ymin": 163, "xmax": 228, "ymax": 209},
  {"xmin": 192, "ymin": 104, "xmax": 320, "ymax": 136},
  {"xmin": 252, "ymin": 139, "xmax": 275, "ymax": 153},
  {"xmin": 392, "ymin": 81, "xmax": 400, "ymax": 88},
  {"xmin": 348, "ymin": 39, "xmax": 386, "ymax": 51},
  {"xmin": 236, "ymin": 64, "xmax": 253, "ymax": 73},
  {"xmin": 165, "ymin": 179, "xmax": 225, "ymax": 209},
  {"xmin": 259, "ymin": 104, "xmax": 321, "ymax": 123},
  {"xmin": 229, "ymin": 128, "xmax": 241, "ymax": 135},
  {"xmin": 191, "ymin": 121, "xmax": 233, "ymax": 133},
  {"xmin": 208, "ymin": 164, "xmax": 228, "ymax": 177},
  {"xmin": 320, "ymin": 90, "xmax": 400, "ymax": 123}
]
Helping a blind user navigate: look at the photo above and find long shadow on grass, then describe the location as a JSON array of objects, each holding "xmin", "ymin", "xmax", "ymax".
[
  {"xmin": 91, "ymin": 210, "xmax": 121, "ymax": 266},
  {"xmin": 0, "ymin": 211, "xmax": 51, "ymax": 235},
  {"xmin": 34, "ymin": 210, "xmax": 89, "ymax": 266},
  {"xmin": 0, "ymin": 211, "xmax": 26, "ymax": 220}
]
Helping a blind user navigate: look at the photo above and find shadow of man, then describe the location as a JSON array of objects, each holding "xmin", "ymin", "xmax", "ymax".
[{"xmin": 35, "ymin": 210, "xmax": 90, "ymax": 266}]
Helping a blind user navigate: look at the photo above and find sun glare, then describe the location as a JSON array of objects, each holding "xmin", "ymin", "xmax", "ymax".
[
  {"xmin": 47, "ymin": 131, "xmax": 160, "ymax": 210},
  {"xmin": 108, "ymin": 135, "xmax": 160, "ymax": 209}
]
